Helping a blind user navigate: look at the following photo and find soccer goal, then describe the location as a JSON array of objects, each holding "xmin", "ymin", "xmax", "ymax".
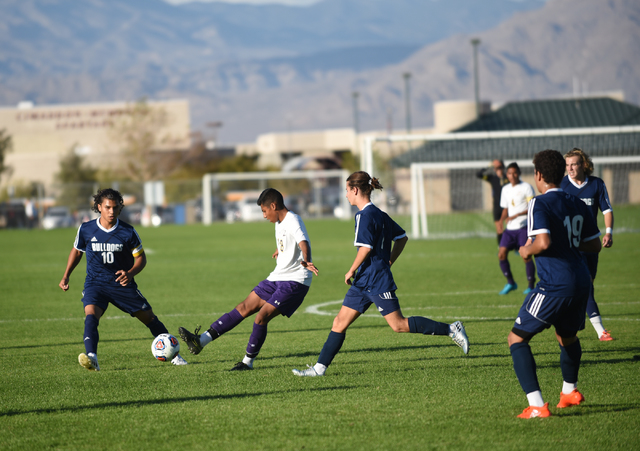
[
  {"xmin": 201, "ymin": 169, "xmax": 351, "ymax": 225},
  {"xmin": 361, "ymin": 126, "xmax": 640, "ymax": 239}
]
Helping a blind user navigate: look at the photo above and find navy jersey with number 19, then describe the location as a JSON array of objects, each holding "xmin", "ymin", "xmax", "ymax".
[
  {"xmin": 74, "ymin": 218, "xmax": 144, "ymax": 288},
  {"xmin": 527, "ymin": 189, "xmax": 600, "ymax": 296}
]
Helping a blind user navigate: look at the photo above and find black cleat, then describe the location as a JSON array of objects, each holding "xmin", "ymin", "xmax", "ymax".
[
  {"xmin": 178, "ymin": 326, "xmax": 203, "ymax": 355},
  {"xmin": 229, "ymin": 361, "xmax": 253, "ymax": 371}
]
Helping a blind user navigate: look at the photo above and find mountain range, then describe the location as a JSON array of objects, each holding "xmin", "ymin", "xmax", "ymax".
[{"xmin": 1, "ymin": 0, "xmax": 638, "ymax": 142}]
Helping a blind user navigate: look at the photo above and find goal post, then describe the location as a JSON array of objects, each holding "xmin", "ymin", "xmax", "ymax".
[
  {"xmin": 202, "ymin": 169, "xmax": 351, "ymax": 225},
  {"xmin": 360, "ymin": 126, "xmax": 640, "ymax": 239}
]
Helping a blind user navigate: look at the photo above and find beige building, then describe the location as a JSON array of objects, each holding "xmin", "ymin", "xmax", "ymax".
[{"xmin": 0, "ymin": 99, "xmax": 191, "ymax": 190}]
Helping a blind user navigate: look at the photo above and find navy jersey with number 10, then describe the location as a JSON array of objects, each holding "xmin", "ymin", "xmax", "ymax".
[
  {"xmin": 74, "ymin": 218, "xmax": 144, "ymax": 288},
  {"xmin": 527, "ymin": 189, "xmax": 600, "ymax": 296},
  {"xmin": 352, "ymin": 203, "xmax": 407, "ymax": 295}
]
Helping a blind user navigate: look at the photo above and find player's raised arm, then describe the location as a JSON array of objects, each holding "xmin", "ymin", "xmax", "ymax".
[
  {"xmin": 389, "ymin": 235, "xmax": 408, "ymax": 267},
  {"xmin": 59, "ymin": 248, "xmax": 83, "ymax": 291}
]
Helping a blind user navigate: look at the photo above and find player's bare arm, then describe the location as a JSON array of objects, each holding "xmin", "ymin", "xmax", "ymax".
[
  {"xmin": 59, "ymin": 248, "xmax": 83, "ymax": 291},
  {"xmin": 579, "ymin": 236, "xmax": 602, "ymax": 254},
  {"xmin": 115, "ymin": 252, "xmax": 147, "ymax": 287},
  {"xmin": 389, "ymin": 236, "xmax": 408, "ymax": 266},
  {"xmin": 519, "ymin": 233, "xmax": 550, "ymax": 260},
  {"xmin": 602, "ymin": 211, "xmax": 613, "ymax": 248},
  {"xmin": 272, "ymin": 249, "xmax": 279, "ymax": 259},
  {"xmin": 345, "ymin": 246, "xmax": 371, "ymax": 285},
  {"xmin": 298, "ymin": 240, "xmax": 319, "ymax": 276}
]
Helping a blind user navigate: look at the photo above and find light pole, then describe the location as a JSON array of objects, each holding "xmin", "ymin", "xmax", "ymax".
[
  {"xmin": 403, "ymin": 72, "xmax": 412, "ymax": 135},
  {"xmin": 352, "ymin": 91, "xmax": 360, "ymax": 154},
  {"xmin": 471, "ymin": 38, "xmax": 481, "ymax": 118}
]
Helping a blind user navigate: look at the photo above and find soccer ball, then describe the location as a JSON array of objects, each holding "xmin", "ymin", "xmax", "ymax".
[{"xmin": 151, "ymin": 333, "xmax": 180, "ymax": 362}]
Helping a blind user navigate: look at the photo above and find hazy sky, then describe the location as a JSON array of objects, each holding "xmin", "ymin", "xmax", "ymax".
[{"xmin": 164, "ymin": 0, "xmax": 320, "ymax": 5}]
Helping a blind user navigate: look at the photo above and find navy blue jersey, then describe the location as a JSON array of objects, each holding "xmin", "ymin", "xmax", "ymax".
[
  {"xmin": 74, "ymin": 218, "xmax": 144, "ymax": 288},
  {"xmin": 560, "ymin": 175, "xmax": 612, "ymax": 219},
  {"xmin": 352, "ymin": 203, "xmax": 407, "ymax": 294},
  {"xmin": 527, "ymin": 189, "xmax": 600, "ymax": 296}
]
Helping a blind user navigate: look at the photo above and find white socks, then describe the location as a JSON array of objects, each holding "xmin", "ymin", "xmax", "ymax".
[
  {"xmin": 562, "ymin": 381, "xmax": 577, "ymax": 395},
  {"xmin": 526, "ymin": 390, "xmax": 545, "ymax": 407},
  {"xmin": 590, "ymin": 316, "xmax": 605, "ymax": 337},
  {"xmin": 242, "ymin": 355, "xmax": 254, "ymax": 368},
  {"xmin": 200, "ymin": 331, "xmax": 213, "ymax": 347},
  {"xmin": 313, "ymin": 363, "xmax": 327, "ymax": 375}
]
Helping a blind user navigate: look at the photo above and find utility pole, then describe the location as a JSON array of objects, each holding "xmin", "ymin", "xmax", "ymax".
[
  {"xmin": 352, "ymin": 91, "xmax": 360, "ymax": 154},
  {"xmin": 403, "ymin": 72, "xmax": 412, "ymax": 134},
  {"xmin": 471, "ymin": 38, "xmax": 481, "ymax": 118}
]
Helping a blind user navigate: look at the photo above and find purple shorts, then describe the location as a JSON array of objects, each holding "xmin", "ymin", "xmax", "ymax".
[
  {"xmin": 253, "ymin": 279, "xmax": 310, "ymax": 318},
  {"xmin": 500, "ymin": 228, "xmax": 528, "ymax": 251}
]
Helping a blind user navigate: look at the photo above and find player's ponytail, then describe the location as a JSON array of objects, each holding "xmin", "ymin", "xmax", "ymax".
[{"xmin": 347, "ymin": 171, "xmax": 383, "ymax": 197}]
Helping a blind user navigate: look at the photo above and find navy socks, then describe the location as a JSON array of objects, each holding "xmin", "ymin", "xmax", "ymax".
[
  {"xmin": 83, "ymin": 314, "xmax": 100, "ymax": 355},
  {"xmin": 559, "ymin": 339, "xmax": 582, "ymax": 384},
  {"xmin": 318, "ymin": 331, "xmax": 346, "ymax": 367},
  {"xmin": 408, "ymin": 316, "xmax": 450, "ymax": 336},
  {"xmin": 510, "ymin": 341, "xmax": 540, "ymax": 394}
]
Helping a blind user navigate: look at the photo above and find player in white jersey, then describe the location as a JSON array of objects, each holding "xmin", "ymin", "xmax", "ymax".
[
  {"xmin": 179, "ymin": 188, "xmax": 319, "ymax": 371},
  {"xmin": 497, "ymin": 163, "xmax": 536, "ymax": 295},
  {"xmin": 562, "ymin": 148, "xmax": 614, "ymax": 341}
]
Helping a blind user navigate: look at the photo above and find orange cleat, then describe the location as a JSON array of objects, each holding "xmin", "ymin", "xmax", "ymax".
[
  {"xmin": 599, "ymin": 330, "xmax": 613, "ymax": 341},
  {"xmin": 557, "ymin": 389, "xmax": 585, "ymax": 408},
  {"xmin": 517, "ymin": 403, "xmax": 551, "ymax": 419}
]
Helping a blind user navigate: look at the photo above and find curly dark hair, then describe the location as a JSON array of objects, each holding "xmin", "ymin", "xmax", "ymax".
[
  {"xmin": 346, "ymin": 171, "xmax": 383, "ymax": 197},
  {"xmin": 532, "ymin": 150, "xmax": 565, "ymax": 186},
  {"xmin": 91, "ymin": 188, "xmax": 125, "ymax": 213}
]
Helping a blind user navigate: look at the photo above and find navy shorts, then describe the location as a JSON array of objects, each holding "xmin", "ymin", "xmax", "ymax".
[
  {"xmin": 343, "ymin": 285, "xmax": 401, "ymax": 317},
  {"xmin": 512, "ymin": 286, "xmax": 589, "ymax": 338},
  {"xmin": 253, "ymin": 279, "xmax": 310, "ymax": 318},
  {"xmin": 82, "ymin": 284, "xmax": 152, "ymax": 316},
  {"xmin": 500, "ymin": 228, "xmax": 528, "ymax": 251}
]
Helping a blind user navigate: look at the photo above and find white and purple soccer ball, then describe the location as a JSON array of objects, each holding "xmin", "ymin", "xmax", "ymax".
[{"xmin": 151, "ymin": 333, "xmax": 180, "ymax": 362}]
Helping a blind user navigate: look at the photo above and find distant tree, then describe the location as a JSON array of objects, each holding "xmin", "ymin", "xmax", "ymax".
[
  {"xmin": 108, "ymin": 99, "xmax": 181, "ymax": 182},
  {"xmin": 54, "ymin": 145, "xmax": 98, "ymax": 209},
  {"xmin": 0, "ymin": 128, "xmax": 13, "ymax": 185}
]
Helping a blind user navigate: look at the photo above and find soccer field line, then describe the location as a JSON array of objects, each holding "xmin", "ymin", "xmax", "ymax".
[{"xmin": 302, "ymin": 299, "xmax": 640, "ymax": 320}]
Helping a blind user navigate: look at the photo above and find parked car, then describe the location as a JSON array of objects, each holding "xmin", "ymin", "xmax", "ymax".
[{"xmin": 42, "ymin": 206, "xmax": 75, "ymax": 230}]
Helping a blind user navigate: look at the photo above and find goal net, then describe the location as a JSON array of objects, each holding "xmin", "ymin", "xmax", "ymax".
[
  {"xmin": 201, "ymin": 169, "xmax": 351, "ymax": 224},
  {"xmin": 361, "ymin": 126, "xmax": 640, "ymax": 239}
]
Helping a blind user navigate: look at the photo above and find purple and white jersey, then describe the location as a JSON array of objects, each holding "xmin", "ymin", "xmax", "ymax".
[
  {"xmin": 74, "ymin": 218, "xmax": 144, "ymax": 288},
  {"xmin": 267, "ymin": 211, "xmax": 313, "ymax": 286},
  {"xmin": 560, "ymin": 175, "xmax": 612, "ymax": 219},
  {"xmin": 500, "ymin": 181, "xmax": 535, "ymax": 230}
]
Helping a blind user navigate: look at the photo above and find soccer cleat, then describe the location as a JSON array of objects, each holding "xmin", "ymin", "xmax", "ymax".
[
  {"xmin": 523, "ymin": 287, "xmax": 533, "ymax": 295},
  {"xmin": 499, "ymin": 283, "xmax": 518, "ymax": 295},
  {"xmin": 178, "ymin": 326, "xmax": 203, "ymax": 355},
  {"xmin": 517, "ymin": 403, "xmax": 551, "ymax": 419},
  {"xmin": 557, "ymin": 389, "xmax": 584, "ymax": 408},
  {"xmin": 292, "ymin": 365, "xmax": 323, "ymax": 377},
  {"xmin": 449, "ymin": 321, "xmax": 469, "ymax": 355},
  {"xmin": 599, "ymin": 330, "xmax": 613, "ymax": 341},
  {"xmin": 171, "ymin": 354, "xmax": 188, "ymax": 365},
  {"xmin": 78, "ymin": 352, "xmax": 100, "ymax": 371},
  {"xmin": 229, "ymin": 361, "xmax": 253, "ymax": 371}
]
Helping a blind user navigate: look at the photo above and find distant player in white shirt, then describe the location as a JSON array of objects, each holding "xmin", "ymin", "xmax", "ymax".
[
  {"xmin": 498, "ymin": 163, "xmax": 536, "ymax": 295},
  {"xmin": 178, "ymin": 188, "xmax": 319, "ymax": 371}
]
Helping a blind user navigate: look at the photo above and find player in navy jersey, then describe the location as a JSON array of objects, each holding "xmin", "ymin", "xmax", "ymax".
[
  {"xmin": 178, "ymin": 188, "xmax": 319, "ymax": 371},
  {"xmin": 292, "ymin": 171, "xmax": 469, "ymax": 377},
  {"xmin": 59, "ymin": 188, "xmax": 187, "ymax": 371},
  {"xmin": 561, "ymin": 148, "xmax": 614, "ymax": 341},
  {"xmin": 509, "ymin": 150, "xmax": 601, "ymax": 418},
  {"xmin": 476, "ymin": 159, "xmax": 509, "ymax": 245}
]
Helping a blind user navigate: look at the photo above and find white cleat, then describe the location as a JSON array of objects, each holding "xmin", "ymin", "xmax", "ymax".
[
  {"xmin": 449, "ymin": 321, "xmax": 469, "ymax": 355},
  {"xmin": 171, "ymin": 353, "xmax": 188, "ymax": 365},
  {"xmin": 79, "ymin": 352, "xmax": 100, "ymax": 371},
  {"xmin": 292, "ymin": 365, "xmax": 323, "ymax": 377}
]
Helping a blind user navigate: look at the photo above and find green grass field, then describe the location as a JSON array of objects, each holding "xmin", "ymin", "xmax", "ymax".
[{"xmin": 1, "ymin": 217, "xmax": 639, "ymax": 450}]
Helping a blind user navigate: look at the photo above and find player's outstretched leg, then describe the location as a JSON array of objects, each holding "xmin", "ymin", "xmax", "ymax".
[
  {"xmin": 293, "ymin": 330, "xmax": 345, "ymax": 377},
  {"xmin": 449, "ymin": 321, "xmax": 470, "ymax": 354},
  {"xmin": 178, "ymin": 326, "xmax": 205, "ymax": 355}
]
